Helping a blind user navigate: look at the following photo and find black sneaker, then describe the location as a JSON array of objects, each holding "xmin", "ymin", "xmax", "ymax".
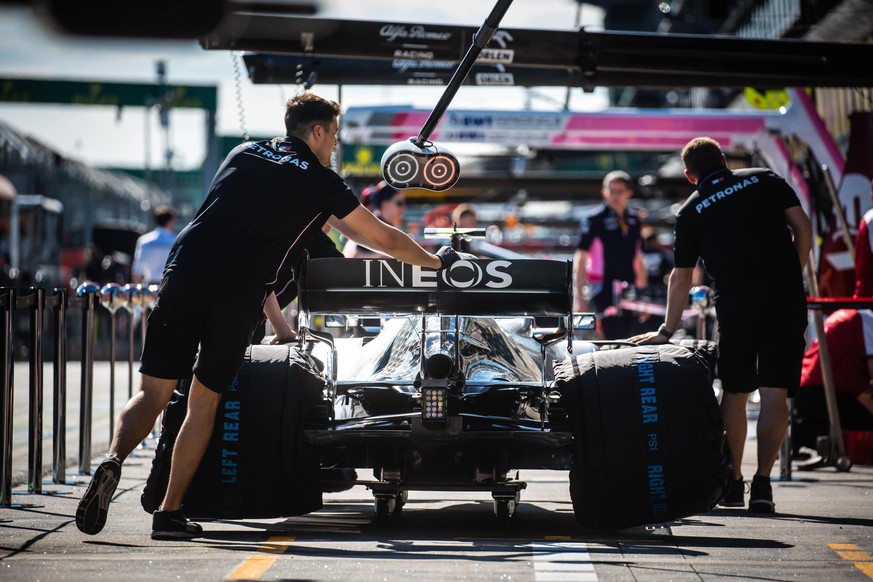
[
  {"xmin": 151, "ymin": 509, "xmax": 203, "ymax": 540},
  {"xmin": 748, "ymin": 475, "xmax": 775, "ymax": 513},
  {"xmin": 76, "ymin": 457, "xmax": 121, "ymax": 535},
  {"xmin": 718, "ymin": 477, "xmax": 745, "ymax": 508}
]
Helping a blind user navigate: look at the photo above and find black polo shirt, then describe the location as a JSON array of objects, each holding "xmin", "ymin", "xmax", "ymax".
[
  {"xmin": 576, "ymin": 202, "xmax": 643, "ymax": 298},
  {"xmin": 674, "ymin": 167, "xmax": 806, "ymax": 318},
  {"xmin": 166, "ymin": 136, "xmax": 359, "ymax": 292}
]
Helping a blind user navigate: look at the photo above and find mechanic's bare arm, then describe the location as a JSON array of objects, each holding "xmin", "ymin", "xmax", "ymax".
[
  {"xmin": 341, "ymin": 205, "xmax": 441, "ymax": 268},
  {"xmin": 627, "ymin": 266, "xmax": 694, "ymax": 344},
  {"xmin": 326, "ymin": 215, "xmax": 386, "ymax": 257},
  {"xmin": 573, "ymin": 248, "xmax": 590, "ymax": 312},
  {"xmin": 785, "ymin": 205, "xmax": 812, "ymax": 270},
  {"xmin": 633, "ymin": 246, "xmax": 648, "ymax": 289},
  {"xmin": 263, "ymin": 292, "xmax": 296, "ymax": 343}
]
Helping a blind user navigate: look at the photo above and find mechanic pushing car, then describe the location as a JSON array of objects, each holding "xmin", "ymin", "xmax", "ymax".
[
  {"xmin": 629, "ymin": 136, "xmax": 811, "ymax": 514},
  {"xmin": 75, "ymin": 92, "xmax": 460, "ymax": 541}
]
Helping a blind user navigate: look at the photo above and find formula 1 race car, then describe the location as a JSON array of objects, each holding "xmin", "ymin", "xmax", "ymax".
[
  {"xmin": 297, "ymin": 252, "xmax": 581, "ymax": 524},
  {"xmin": 142, "ymin": 238, "xmax": 730, "ymax": 531}
]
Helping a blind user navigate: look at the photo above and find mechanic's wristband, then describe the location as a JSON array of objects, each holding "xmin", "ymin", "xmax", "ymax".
[{"xmin": 657, "ymin": 323, "xmax": 673, "ymax": 339}]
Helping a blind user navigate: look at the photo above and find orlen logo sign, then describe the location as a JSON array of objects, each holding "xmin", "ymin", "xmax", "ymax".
[{"xmin": 363, "ymin": 259, "xmax": 513, "ymax": 289}]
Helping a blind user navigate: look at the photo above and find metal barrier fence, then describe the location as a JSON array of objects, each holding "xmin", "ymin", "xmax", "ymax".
[{"xmin": 0, "ymin": 282, "xmax": 157, "ymax": 509}]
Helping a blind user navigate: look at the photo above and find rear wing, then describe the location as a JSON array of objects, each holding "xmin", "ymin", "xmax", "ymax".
[{"xmin": 297, "ymin": 258, "xmax": 572, "ymax": 317}]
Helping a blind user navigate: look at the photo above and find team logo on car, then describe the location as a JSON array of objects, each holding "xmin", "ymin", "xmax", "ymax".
[{"xmin": 362, "ymin": 259, "xmax": 513, "ymax": 289}]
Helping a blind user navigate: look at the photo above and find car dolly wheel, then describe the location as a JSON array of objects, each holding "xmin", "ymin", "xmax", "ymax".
[
  {"xmin": 374, "ymin": 490, "xmax": 406, "ymax": 525},
  {"xmin": 492, "ymin": 491, "xmax": 520, "ymax": 526}
]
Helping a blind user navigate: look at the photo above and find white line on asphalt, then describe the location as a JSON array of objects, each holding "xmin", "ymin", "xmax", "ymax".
[{"xmin": 530, "ymin": 541, "xmax": 599, "ymax": 581}]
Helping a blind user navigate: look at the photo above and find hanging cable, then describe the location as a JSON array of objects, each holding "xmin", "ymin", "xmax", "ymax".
[{"xmin": 231, "ymin": 51, "xmax": 249, "ymax": 142}]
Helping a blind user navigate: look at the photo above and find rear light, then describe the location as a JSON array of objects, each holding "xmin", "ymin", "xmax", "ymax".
[{"xmin": 421, "ymin": 386, "xmax": 447, "ymax": 423}]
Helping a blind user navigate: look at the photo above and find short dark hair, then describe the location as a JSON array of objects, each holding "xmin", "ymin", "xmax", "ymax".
[
  {"xmin": 602, "ymin": 170, "xmax": 633, "ymax": 191},
  {"xmin": 284, "ymin": 93, "xmax": 341, "ymax": 140},
  {"xmin": 681, "ymin": 136, "xmax": 725, "ymax": 180},
  {"xmin": 360, "ymin": 180, "xmax": 400, "ymax": 210},
  {"xmin": 452, "ymin": 203, "xmax": 477, "ymax": 224},
  {"xmin": 154, "ymin": 205, "xmax": 175, "ymax": 227}
]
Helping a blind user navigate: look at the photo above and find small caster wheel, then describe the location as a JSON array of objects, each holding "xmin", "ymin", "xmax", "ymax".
[
  {"xmin": 375, "ymin": 496, "xmax": 395, "ymax": 525},
  {"xmin": 494, "ymin": 498, "xmax": 515, "ymax": 526},
  {"xmin": 834, "ymin": 455, "xmax": 853, "ymax": 472}
]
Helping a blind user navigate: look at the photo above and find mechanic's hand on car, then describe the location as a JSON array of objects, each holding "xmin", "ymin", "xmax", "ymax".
[
  {"xmin": 626, "ymin": 330, "xmax": 669, "ymax": 346},
  {"xmin": 436, "ymin": 245, "xmax": 461, "ymax": 269},
  {"xmin": 268, "ymin": 329, "xmax": 298, "ymax": 345}
]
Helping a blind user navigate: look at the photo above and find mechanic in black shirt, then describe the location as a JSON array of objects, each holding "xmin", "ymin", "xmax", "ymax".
[
  {"xmin": 252, "ymin": 228, "xmax": 342, "ymax": 344},
  {"xmin": 573, "ymin": 170, "xmax": 648, "ymax": 339},
  {"xmin": 629, "ymin": 136, "xmax": 812, "ymax": 514},
  {"xmin": 76, "ymin": 92, "xmax": 459, "ymax": 540}
]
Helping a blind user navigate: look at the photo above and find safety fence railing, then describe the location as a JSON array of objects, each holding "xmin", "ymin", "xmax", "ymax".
[{"xmin": 0, "ymin": 282, "xmax": 157, "ymax": 512}]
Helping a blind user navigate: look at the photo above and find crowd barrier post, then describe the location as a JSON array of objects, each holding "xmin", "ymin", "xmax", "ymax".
[
  {"xmin": 48, "ymin": 288, "xmax": 69, "ymax": 484},
  {"xmin": 100, "ymin": 283, "xmax": 125, "ymax": 442},
  {"xmin": 75, "ymin": 282, "xmax": 99, "ymax": 475},
  {"xmin": 22, "ymin": 287, "xmax": 45, "ymax": 494},
  {"xmin": 0, "ymin": 287, "xmax": 15, "ymax": 507},
  {"xmin": 142, "ymin": 284, "xmax": 159, "ymax": 442},
  {"xmin": 0, "ymin": 287, "xmax": 40, "ymax": 511},
  {"xmin": 122, "ymin": 283, "xmax": 142, "ymax": 400}
]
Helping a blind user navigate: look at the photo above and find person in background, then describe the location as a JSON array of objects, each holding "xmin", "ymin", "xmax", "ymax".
[
  {"xmin": 640, "ymin": 226, "xmax": 674, "ymax": 289},
  {"xmin": 75, "ymin": 92, "xmax": 459, "ymax": 541},
  {"xmin": 854, "ymin": 205, "xmax": 873, "ymax": 297},
  {"xmin": 573, "ymin": 170, "xmax": 647, "ymax": 339},
  {"xmin": 792, "ymin": 308, "xmax": 873, "ymax": 455},
  {"xmin": 637, "ymin": 226, "xmax": 674, "ymax": 333},
  {"xmin": 451, "ymin": 202, "xmax": 479, "ymax": 254},
  {"xmin": 343, "ymin": 181, "xmax": 406, "ymax": 258},
  {"xmin": 628, "ymin": 136, "xmax": 812, "ymax": 514},
  {"xmin": 132, "ymin": 205, "xmax": 177, "ymax": 285},
  {"xmin": 452, "ymin": 203, "xmax": 478, "ymax": 229}
]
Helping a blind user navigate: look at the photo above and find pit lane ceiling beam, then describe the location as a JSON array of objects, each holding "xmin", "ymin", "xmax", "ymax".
[
  {"xmin": 243, "ymin": 54, "xmax": 586, "ymax": 88},
  {"xmin": 200, "ymin": 14, "xmax": 873, "ymax": 88},
  {"xmin": 243, "ymin": 53, "xmax": 583, "ymax": 87},
  {"xmin": 356, "ymin": 174, "xmax": 694, "ymax": 205}
]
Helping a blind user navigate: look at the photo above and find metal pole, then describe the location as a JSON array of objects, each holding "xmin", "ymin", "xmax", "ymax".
[
  {"xmin": 101, "ymin": 283, "xmax": 124, "ymax": 444},
  {"xmin": 128, "ymin": 308, "xmax": 135, "ymax": 399},
  {"xmin": 108, "ymin": 309, "xmax": 116, "ymax": 441},
  {"xmin": 414, "ymin": 0, "xmax": 515, "ymax": 147},
  {"xmin": 76, "ymin": 284, "xmax": 99, "ymax": 475},
  {"xmin": 821, "ymin": 164, "xmax": 855, "ymax": 261},
  {"xmin": 26, "ymin": 288, "xmax": 44, "ymax": 494},
  {"xmin": 51, "ymin": 289, "xmax": 68, "ymax": 484},
  {"xmin": 0, "ymin": 288, "xmax": 14, "ymax": 506},
  {"xmin": 143, "ymin": 284, "xmax": 159, "ymax": 441},
  {"xmin": 122, "ymin": 282, "xmax": 141, "ymax": 400},
  {"xmin": 804, "ymin": 251, "xmax": 849, "ymax": 468}
]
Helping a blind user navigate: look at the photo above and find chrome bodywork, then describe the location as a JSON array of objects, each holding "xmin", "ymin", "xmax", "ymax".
[{"xmin": 298, "ymin": 257, "xmax": 591, "ymax": 488}]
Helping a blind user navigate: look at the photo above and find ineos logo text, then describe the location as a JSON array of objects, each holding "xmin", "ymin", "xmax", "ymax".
[
  {"xmin": 362, "ymin": 260, "xmax": 513, "ymax": 289},
  {"xmin": 442, "ymin": 260, "xmax": 481, "ymax": 288}
]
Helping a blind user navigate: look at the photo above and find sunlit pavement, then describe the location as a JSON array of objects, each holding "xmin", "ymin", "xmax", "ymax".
[{"xmin": 3, "ymin": 362, "xmax": 872, "ymax": 581}]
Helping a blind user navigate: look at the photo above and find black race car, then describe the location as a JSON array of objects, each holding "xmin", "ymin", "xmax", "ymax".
[{"xmin": 143, "ymin": 248, "xmax": 729, "ymax": 530}]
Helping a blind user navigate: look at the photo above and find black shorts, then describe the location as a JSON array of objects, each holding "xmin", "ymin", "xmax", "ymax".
[
  {"xmin": 139, "ymin": 268, "xmax": 266, "ymax": 393},
  {"xmin": 717, "ymin": 306, "xmax": 807, "ymax": 397}
]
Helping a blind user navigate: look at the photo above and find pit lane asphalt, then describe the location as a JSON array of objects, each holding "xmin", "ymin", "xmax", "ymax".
[{"xmin": 2, "ymin": 361, "xmax": 873, "ymax": 581}]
